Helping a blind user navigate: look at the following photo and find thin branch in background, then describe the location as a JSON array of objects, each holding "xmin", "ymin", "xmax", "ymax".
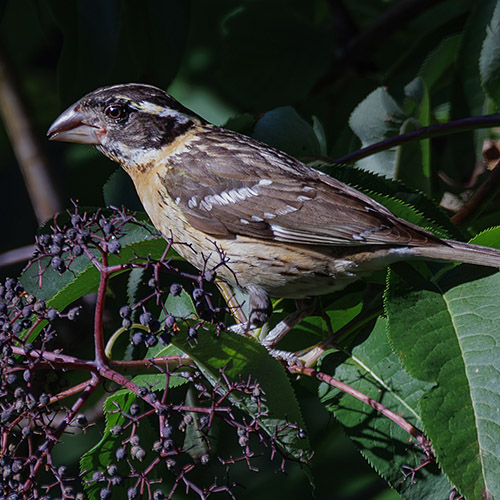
[
  {"xmin": 0, "ymin": 243, "xmax": 35, "ymax": 268},
  {"xmin": 333, "ymin": 114, "xmax": 500, "ymax": 165},
  {"xmin": 0, "ymin": 40, "xmax": 63, "ymax": 225}
]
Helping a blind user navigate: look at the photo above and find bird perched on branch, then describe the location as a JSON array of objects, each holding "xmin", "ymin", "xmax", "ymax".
[{"xmin": 47, "ymin": 83, "xmax": 500, "ymax": 339}]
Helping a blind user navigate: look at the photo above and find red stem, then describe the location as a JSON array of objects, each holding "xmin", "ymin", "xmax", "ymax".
[
  {"xmin": 94, "ymin": 252, "xmax": 109, "ymax": 365},
  {"xmin": 289, "ymin": 365, "xmax": 424, "ymax": 440}
]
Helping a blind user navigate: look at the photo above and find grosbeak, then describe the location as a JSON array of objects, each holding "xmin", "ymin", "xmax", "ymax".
[{"xmin": 47, "ymin": 83, "xmax": 500, "ymax": 333}]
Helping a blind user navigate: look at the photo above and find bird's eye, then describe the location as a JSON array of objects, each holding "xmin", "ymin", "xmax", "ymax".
[{"xmin": 104, "ymin": 104, "xmax": 128, "ymax": 121}]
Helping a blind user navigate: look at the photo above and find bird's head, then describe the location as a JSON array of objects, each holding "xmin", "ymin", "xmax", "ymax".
[{"xmin": 47, "ymin": 83, "xmax": 204, "ymax": 168}]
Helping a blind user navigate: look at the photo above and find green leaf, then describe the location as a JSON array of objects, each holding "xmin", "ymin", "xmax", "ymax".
[
  {"xmin": 419, "ymin": 34, "xmax": 462, "ymax": 92},
  {"xmin": 399, "ymin": 77, "xmax": 431, "ymax": 195},
  {"xmin": 252, "ymin": 106, "xmax": 322, "ymax": 159},
  {"xmin": 320, "ymin": 317, "xmax": 452, "ymax": 498},
  {"xmin": 173, "ymin": 328, "xmax": 310, "ymax": 460},
  {"xmin": 395, "ymin": 117, "xmax": 430, "ymax": 195},
  {"xmin": 81, "ymin": 389, "xmax": 136, "ymax": 500},
  {"xmin": 385, "ymin": 264, "xmax": 500, "ymax": 499},
  {"xmin": 349, "ymin": 87, "xmax": 407, "ymax": 178},
  {"xmin": 480, "ymin": 0, "xmax": 500, "ymax": 106}
]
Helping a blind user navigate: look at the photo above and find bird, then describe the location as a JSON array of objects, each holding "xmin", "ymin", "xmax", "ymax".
[{"xmin": 47, "ymin": 83, "xmax": 500, "ymax": 340}]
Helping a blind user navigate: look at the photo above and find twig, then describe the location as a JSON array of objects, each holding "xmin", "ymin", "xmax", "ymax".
[
  {"xmin": 333, "ymin": 115, "xmax": 500, "ymax": 165},
  {"xmin": 0, "ymin": 244, "xmax": 35, "ymax": 267},
  {"xmin": 289, "ymin": 365, "xmax": 427, "ymax": 444}
]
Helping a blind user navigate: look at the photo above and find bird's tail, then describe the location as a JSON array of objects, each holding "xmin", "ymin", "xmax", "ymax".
[{"xmin": 406, "ymin": 239, "xmax": 500, "ymax": 268}]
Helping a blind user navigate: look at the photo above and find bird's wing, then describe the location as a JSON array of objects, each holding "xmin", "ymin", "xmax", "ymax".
[{"xmin": 162, "ymin": 127, "xmax": 438, "ymax": 247}]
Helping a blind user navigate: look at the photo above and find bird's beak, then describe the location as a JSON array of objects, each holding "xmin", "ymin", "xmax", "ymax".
[{"xmin": 47, "ymin": 101, "xmax": 103, "ymax": 145}]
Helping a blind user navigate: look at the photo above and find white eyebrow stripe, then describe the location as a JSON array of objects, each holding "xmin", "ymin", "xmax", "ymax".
[
  {"xmin": 188, "ymin": 197, "xmax": 198, "ymax": 208},
  {"xmin": 129, "ymin": 100, "xmax": 191, "ymax": 123}
]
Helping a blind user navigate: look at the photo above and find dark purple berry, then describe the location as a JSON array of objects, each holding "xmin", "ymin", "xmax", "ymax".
[
  {"xmin": 100, "ymin": 487, "xmax": 112, "ymax": 500},
  {"xmin": 144, "ymin": 334, "xmax": 158, "ymax": 347},
  {"xmin": 103, "ymin": 222, "xmax": 115, "ymax": 235},
  {"xmin": 46, "ymin": 308, "xmax": 59, "ymax": 320},
  {"xmin": 37, "ymin": 234, "xmax": 52, "ymax": 248},
  {"xmin": 131, "ymin": 331, "xmax": 144, "ymax": 346},
  {"xmin": 51, "ymin": 256, "xmax": 66, "ymax": 273},
  {"xmin": 5, "ymin": 278, "xmax": 16, "ymax": 290},
  {"xmin": 148, "ymin": 319, "xmax": 160, "ymax": 333},
  {"xmin": 75, "ymin": 414, "xmax": 87, "ymax": 426},
  {"xmin": 107, "ymin": 240, "xmax": 121, "ymax": 254},
  {"xmin": 21, "ymin": 319, "xmax": 32, "ymax": 329},
  {"xmin": 131, "ymin": 445, "xmax": 146, "ymax": 461},
  {"xmin": 21, "ymin": 305, "xmax": 33, "ymax": 318},
  {"xmin": 53, "ymin": 233, "xmax": 65, "ymax": 246},
  {"xmin": 129, "ymin": 404, "xmax": 140, "ymax": 416},
  {"xmin": 169, "ymin": 283, "xmax": 182, "ymax": 296},
  {"xmin": 139, "ymin": 312, "xmax": 153, "ymax": 326},
  {"xmin": 127, "ymin": 487, "xmax": 138, "ymax": 499},
  {"xmin": 50, "ymin": 243, "xmax": 62, "ymax": 255},
  {"xmin": 57, "ymin": 465, "xmax": 68, "ymax": 477},
  {"xmin": 72, "ymin": 244, "xmax": 83, "ymax": 257},
  {"xmin": 159, "ymin": 331, "xmax": 172, "ymax": 345},
  {"xmin": 71, "ymin": 215, "xmax": 81, "ymax": 227},
  {"xmin": 111, "ymin": 425, "xmax": 122, "ymax": 435},
  {"xmin": 165, "ymin": 315, "xmax": 175, "ymax": 329},
  {"xmin": 107, "ymin": 463, "xmax": 118, "ymax": 476},
  {"xmin": 34, "ymin": 300, "xmax": 46, "ymax": 313},
  {"xmin": 119, "ymin": 305, "xmax": 132, "ymax": 318},
  {"xmin": 39, "ymin": 394, "xmax": 50, "ymax": 406},
  {"xmin": 77, "ymin": 231, "xmax": 90, "ymax": 244},
  {"xmin": 122, "ymin": 318, "xmax": 132, "ymax": 329},
  {"xmin": 187, "ymin": 327, "xmax": 197, "ymax": 340},
  {"xmin": 66, "ymin": 228, "xmax": 77, "ymax": 240},
  {"xmin": 12, "ymin": 321, "xmax": 23, "ymax": 334},
  {"xmin": 192, "ymin": 288, "xmax": 204, "ymax": 301},
  {"xmin": 67, "ymin": 306, "xmax": 81, "ymax": 321},
  {"xmin": 115, "ymin": 447, "xmax": 126, "ymax": 461}
]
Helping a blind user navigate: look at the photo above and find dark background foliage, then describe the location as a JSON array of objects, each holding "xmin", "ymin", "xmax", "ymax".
[{"xmin": 1, "ymin": 1, "xmax": 500, "ymax": 499}]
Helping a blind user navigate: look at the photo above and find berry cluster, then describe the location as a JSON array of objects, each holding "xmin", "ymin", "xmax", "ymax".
[
  {"xmin": 0, "ymin": 205, "xmax": 307, "ymax": 499},
  {"xmin": 0, "ymin": 277, "xmax": 85, "ymax": 498}
]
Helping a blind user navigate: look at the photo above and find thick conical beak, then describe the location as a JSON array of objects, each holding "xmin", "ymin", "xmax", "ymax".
[{"xmin": 47, "ymin": 101, "xmax": 103, "ymax": 144}]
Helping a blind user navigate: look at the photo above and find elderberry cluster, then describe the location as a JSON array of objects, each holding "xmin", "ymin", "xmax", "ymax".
[
  {"xmin": 0, "ymin": 278, "xmax": 84, "ymax": 498},
  {"xmin": 33, "ymin": 205, "xmax": 137, "ymax": 277},
  {"xmin": 0, "ymin": 204, "xmax": 307, "ymax": 499}
]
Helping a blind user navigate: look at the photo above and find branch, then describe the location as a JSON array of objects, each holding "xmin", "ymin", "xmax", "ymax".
[
  {"xmin": 0, "ymin": 40, "xmax": 62, "ymax": 224},
  {"xmin": 289, "ymin": 365, "xmax": 428, "ymax": 445},
  {"xmin": 333, "ymin": 114, "xmax": 500, "ymax": 165}
]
